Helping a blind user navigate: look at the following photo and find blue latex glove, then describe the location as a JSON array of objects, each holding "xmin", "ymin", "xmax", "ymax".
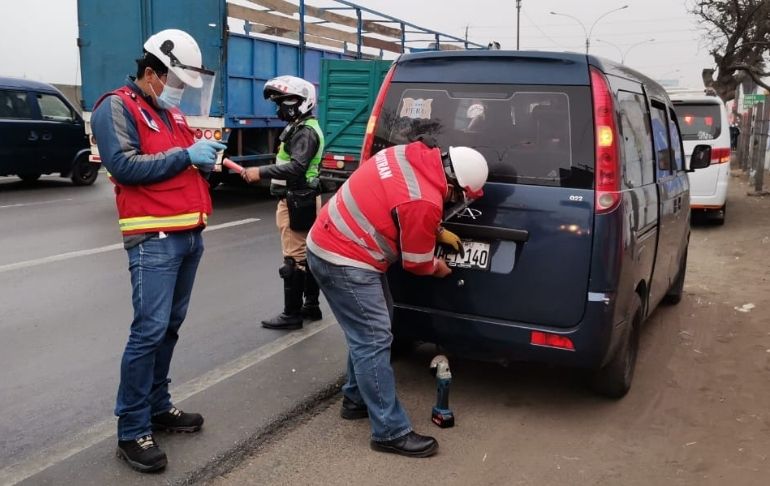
[{"xmin": 187, "ymin": 140, "xmax": 227, "ymax": 171}]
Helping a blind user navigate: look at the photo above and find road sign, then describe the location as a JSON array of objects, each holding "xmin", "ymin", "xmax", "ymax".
[{"xmin": 743, "ymin": 93, "xmax": 766, "ymax": 108}]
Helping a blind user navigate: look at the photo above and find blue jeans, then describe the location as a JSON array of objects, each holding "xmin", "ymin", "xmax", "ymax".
[
  {"xmin": 307, "ymin": 251, "xmax": 412, "ymax": 442},
  {"xmin": 116, "ymin": 230, "xmax": 204, "ymax": 441}
]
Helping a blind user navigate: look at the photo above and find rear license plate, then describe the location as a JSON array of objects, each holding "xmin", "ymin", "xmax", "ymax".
[{"xmin": 436, "ymin": 240, "xmax": 490, "ymax": 270}]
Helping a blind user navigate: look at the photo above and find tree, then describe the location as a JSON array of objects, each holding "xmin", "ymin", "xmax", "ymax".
[{"xmin": 690, "ymin": 0, "xmax": 770, "ymax": 101}]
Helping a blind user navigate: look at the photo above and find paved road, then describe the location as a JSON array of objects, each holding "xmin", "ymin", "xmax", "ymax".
[
  {"xmin": 0, "ymin": 174, "xmax": 294, "ymax": 473},
  {"xmin": 211, "ymin": 176, "xmax": 770, "ymax": 486}
]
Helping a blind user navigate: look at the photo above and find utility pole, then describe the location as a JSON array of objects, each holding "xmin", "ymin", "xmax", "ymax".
[
  {"xmin": 516, "ymin": 0, "xmax": 522, "ymax": 50},
  {"xmin": 465, "ymin": 24, "xmax": 469, "ymax": 43}
]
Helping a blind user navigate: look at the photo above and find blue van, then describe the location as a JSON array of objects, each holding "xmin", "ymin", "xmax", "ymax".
[
  {"xmin": 0, "ymin": 77, "xmax": 96, "ymax": 185},
  {"xmin": 360, "ymin": 51, "xmax": 711, "ymax": 397}
]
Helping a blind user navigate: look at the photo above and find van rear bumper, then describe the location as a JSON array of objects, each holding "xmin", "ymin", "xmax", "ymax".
[{"xmin": 392, "ymin": 298, "xmax": 620, "ymax": 370}]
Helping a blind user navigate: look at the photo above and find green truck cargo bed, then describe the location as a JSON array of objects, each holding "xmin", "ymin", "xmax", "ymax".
[{"xmin": 317, "ymin": 59, "xmax": 392, "ymax": 185}]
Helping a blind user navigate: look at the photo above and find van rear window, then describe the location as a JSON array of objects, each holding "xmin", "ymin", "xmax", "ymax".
[
  {"xmin": 673, "ymin": 103, "xmax": 722, "ymax": 141},
  {"xmin": 372, "ymin": 83, "xmax": 594, "ymax": 188}
]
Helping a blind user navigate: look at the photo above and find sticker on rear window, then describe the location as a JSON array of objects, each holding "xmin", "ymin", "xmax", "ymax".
[{"xmin": 400, "ymin": 98, "xmax": 433, "ymax": 119}]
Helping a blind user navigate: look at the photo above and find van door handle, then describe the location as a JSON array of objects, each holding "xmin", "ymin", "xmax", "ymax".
[
  {"xmin": 42, "ymin": 132, "xmax": 53, "ymax": 141},
  {"xmin": 443, "ymin": 222, "xmax": 529, "ymax": 242},
  {"xmin": 28, "ymin": 130, "xmax": 39, "ymax": 141}
]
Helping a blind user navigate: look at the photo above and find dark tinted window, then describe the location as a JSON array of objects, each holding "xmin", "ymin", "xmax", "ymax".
[
  {"xmin": 0, "ymin": 90, "xmax": 33, "ymax": 119},
  {"xmin": 617, "ymin": 91, "xmax": 654, "ymax": 187},
  {"xmin": 673, "ymin": 102, "xmax": 722, "ymax": 141},
  {"xmin": 37, "ymin": 93, "xmax": 74, "ymax": 123},
  {"xmin": 372, "ymin": 83, "xmax": 594, "ymax": 188},
  {"xmin": 650, "ymin": 103, "xmax": 671, "ymax": 172},
  {"xmin": 668, "ymin": 109, "xmax": 685, "ymax": 171}
]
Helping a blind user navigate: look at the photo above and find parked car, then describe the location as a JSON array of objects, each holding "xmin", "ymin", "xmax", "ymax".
[
  {"xmin": 361, "ymin": 51, "xmax": 711, "ymax": 398},
  {"xmin": 669, "ymin": 91, "xmax": 731, "ymax": 224},
  {"xmin": 0, "ymin": 77, "xmax": 97, "ymax": 185}
]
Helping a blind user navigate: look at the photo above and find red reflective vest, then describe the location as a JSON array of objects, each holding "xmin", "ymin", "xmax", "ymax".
[
  {"xmin": 100, "ymin": 87, "xmax": 211, "ymax": 235},
  {"xmin": 308, "ymin": 141, "xmax": 447, "ymax": 274}
]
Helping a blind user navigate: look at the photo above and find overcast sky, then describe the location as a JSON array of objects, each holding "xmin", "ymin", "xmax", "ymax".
[{"xmin": 0, "ymin": 0, "xmax": 713, "ymax": 89}]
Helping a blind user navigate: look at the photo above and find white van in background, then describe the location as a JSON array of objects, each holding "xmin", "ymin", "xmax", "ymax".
[{"xmin": 669, "ymin": 91, "xmax": 731, "ymax": 224}]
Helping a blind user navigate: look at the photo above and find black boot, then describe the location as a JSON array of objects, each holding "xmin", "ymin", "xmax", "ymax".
[
  {"xmin": 262, "ymin": 259, "xmax": 303, "ymax": 330},
  {"xmin": 116, "ymin": 435, "xmax": 167, "ymax": 473},
  {"xmin": 301, "ymin": 267, "xmax": 322, "ymax": 321}
]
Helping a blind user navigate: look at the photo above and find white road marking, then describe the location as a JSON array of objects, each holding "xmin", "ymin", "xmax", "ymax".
[
  {"xmin": 0, "ymin": 218, "xmax": 260, "ymax": 274},
  {"xmin": 0, "ymin": 318, "xmax": 335, "ymax": 485},
  {"xmin": 0, "ymin": 198, "xmax": 74, "ymax": 209}
]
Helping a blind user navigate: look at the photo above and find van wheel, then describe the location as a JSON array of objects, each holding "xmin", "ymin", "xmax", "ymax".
[
  {"xmin": 662, "ymin": 249, "xmax": 687, "ymax": 305},
  {"xmin": 590, "ymin": 294, "xmax": 641, "ymax": 399},
  {"xmin": 18, "ymin": 173, "xmax": 41, "ymax": 183},
  {"xmin": 711, "ymin": 203, "xmax": 726, "ymax": 226},
  {"xmin": 71, "ymin": 156, "xmax": 99, "ymax": 186}
]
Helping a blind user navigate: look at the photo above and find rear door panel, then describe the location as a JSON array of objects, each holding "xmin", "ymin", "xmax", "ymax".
[{"xmin": 389, "ymin": 184, "xmax": 594, "ymax": 328}]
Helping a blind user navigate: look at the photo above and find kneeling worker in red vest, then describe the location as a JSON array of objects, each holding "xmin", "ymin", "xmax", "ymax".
[
  {"xmin": 306, "ymin": 138, "xmax": 488, "ymax": 457},
  {"xmin": 91, "ymin": 29, "xmax": 225, "ymax": 473}
]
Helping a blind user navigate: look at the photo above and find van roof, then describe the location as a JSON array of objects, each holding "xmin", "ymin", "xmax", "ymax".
[
  {"xmin": 669, "ymin": 94, "xmax": 724, "ymax": 105},
  {"xmin": 394, "ymin": 50, "xmax": 669, "ymax": 98},
  {"xmin": 0, "ymin": 76, "xmax": 59, "ymax": 93}
]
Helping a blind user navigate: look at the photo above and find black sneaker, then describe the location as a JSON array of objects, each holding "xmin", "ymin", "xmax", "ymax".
[
  {"xmin": 340, "ymin": 396, "xmax": 368, "ymax": 420},
  {"xmin": 151, "ymin": 407, "xmax": 204, "ymax": 433},
  {"xmin": 116, "ymin": 435, "xmax": 167, "ymax": 473}
]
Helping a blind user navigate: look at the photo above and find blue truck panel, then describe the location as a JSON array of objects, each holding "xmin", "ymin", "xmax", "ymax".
[{"xmin": 224, "ymin": 34, "xmax": 347, "ymax": 128}]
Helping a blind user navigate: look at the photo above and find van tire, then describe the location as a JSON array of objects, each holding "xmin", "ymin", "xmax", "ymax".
[
  {"xmin": 70, "ymin": 156, "xmax": 99, "ymax": 186},
  {"xmin": 712, "ymin": 203, "xmax": 726, "ymax": 226},
  {"xmin": 18, "ymin": 173, "xmax": 41, "ymax": 183},
  {"xmin": 590, "ymin": 293, "xmax": 641, "ymax": 399},
  {"xmin": 662, "ymin": 249, "xmax": 687, "ymax": 305}
]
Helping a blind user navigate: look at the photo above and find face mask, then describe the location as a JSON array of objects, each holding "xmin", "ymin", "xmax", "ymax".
[
  {"xmin": 157, "ymin": 85, "xmax": 184, "ymax": 110},
  {"xmin": 276, "ymin": 99, "xmax": 300, "ymax": 122},
  {"xmin": 148, "ymin": 71, "xmax": 183, "ymax": 110}
]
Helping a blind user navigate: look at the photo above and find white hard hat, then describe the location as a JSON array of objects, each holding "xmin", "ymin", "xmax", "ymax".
[
  {"xmin": 263, "ymin": 75, "xmax": 317, "ymax": 116},
  {"xmin": 144, "ymin": 29, "xmax": 204, "ymax": 88},
  {"xmin": 447, "ymin": 146, "xmax": 489, "ymax": 197}
]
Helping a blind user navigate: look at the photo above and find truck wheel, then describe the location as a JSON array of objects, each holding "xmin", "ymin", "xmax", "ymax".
[
  {"xmin": 18, "ymin": 173, "xmax": 41, "ymax": 183},
  {"xmin": 590, "ymin": 293, "xmax": 641, "ymax": 399},
  {"xmin": 662, "ymin": 249, "xmax": 687, "ymax": 305},
  {"xmin": 71, "ymin": 156, "xmax": 99, "ymax": 186}
]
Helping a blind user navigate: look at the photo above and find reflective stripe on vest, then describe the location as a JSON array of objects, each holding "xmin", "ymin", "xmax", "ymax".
[
  {"xmin": 391, "ymin": 145, "xmax": 421, "ymax": 200},
  {"xmin": 272, "ymin": 118, "xmax": 324, "ymax": 186},
  {"xmin": 401, "ymin": 249, "xmax": 435, "ymax": 264},
  {"xmin": 119, "ymin": 212, "xmax": 208, "ymax": 232}
]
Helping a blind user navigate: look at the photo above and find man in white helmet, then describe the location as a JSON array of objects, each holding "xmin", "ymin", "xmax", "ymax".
[
  {"xmin": 90, "ymin": 29, "xmax": 224, "ymax": 473},
  {"xmin": 305, "ymin": 137, "xmax": 488, "ymax": 457},
  {"xmin": 241, "ymin": 75, "xmax": 325, "ymax": 331}
]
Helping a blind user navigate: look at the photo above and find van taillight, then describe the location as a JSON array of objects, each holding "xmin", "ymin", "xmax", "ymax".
[
  {"xmin": 360, "ymin": 64, "xmax": 396, "ymax": 162},
  {"xmin": 590, "ymin": 67, "xmax": 621, "ymax": 213},
  {"xmin": 711, "ymin": 147, "xmax": 731, "ymax": 164},
  {"xmin": 531, "ymin": 331, "xmax": 575, "ymax": 351}
]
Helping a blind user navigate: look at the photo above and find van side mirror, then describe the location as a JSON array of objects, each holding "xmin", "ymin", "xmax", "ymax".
[{"xmin": 688, "ymin": 144, "xmax": 711, "ymax": 171}]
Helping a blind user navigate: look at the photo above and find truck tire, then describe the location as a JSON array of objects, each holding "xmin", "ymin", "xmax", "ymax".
[
  {"xmin": 18, "ymin": 173, "xmax": 41, "ymax": 183},
  {"xmin": 662, "ymin": 249, "xmax": 687, "ymax": 305},
  {"xmin": 590, "ymin": 293, "xmax": 641, "ymax": 399},
  {"xmin": 70, "ymin": 155, "xmax": 99, "ymax": 186}
]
